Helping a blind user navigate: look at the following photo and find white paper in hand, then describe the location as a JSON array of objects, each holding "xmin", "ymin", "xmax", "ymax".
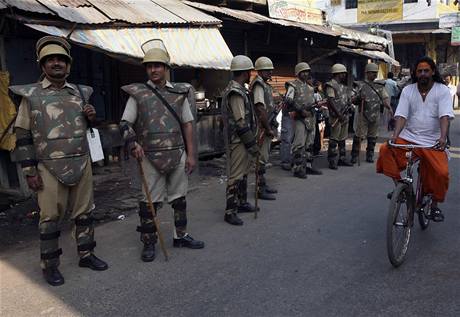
[{"xmin": 87, "ymin": 128, "xmax": 104, "ymax": 162}]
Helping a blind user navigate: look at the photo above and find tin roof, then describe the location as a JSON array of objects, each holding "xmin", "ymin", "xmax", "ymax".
[
  {"xmin": 2, "ymin": 0, "xmax": 54, "ymax": 14},
  {"xmin": 183, "ymin": 1, "xmax": 339, "ymax": 37},
  {"xmin": 332, "ymin": 25, "xmax": 389, "ymax": 47},
  {"xmin": 26, "ymin": 24, "xmax": 233, "ymax": 69},
  {"xmin": 37, "ymin": 0, "xmax": 111, "ymax": 24},
  {"xmin": 2, "ymin": 0, "xmax": 221, "ymax": 25},
  {"xmin": 338, "ymin": 46, "xmax": 399, "ymax": 66}
]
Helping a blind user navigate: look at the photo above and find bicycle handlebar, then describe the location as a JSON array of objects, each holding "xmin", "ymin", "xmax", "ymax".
[{"xmin": 388, "ymin": 140, "xmax": 436, "ymax": 149}]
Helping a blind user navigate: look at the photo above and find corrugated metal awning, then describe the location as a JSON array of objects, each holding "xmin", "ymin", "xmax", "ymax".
[
  {"xmin": 333, "ymin": 25, "xmax": 389, "ymax": 47},
  {"xmin": 339, "ymin": 46, "xmax": 400, "ymax": 66},
  {"xmin": 392, "ymin": 29, "xmax": 451, "ymax": 34},
  {"xmin": 183, "ymin": 1, "xmax": 339, "ymax": 37},
  {"xmin": 25, "ymin": 24, "xmax": 233, "ymax": 69},
  {"xmin": 2, "ymin": 0, "xmax": 221, "ymax": 25}
]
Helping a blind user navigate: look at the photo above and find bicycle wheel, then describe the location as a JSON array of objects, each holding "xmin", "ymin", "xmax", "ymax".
[{"xmin": 387, "ymin": 183, "xmax": 413, "ymax": 268}]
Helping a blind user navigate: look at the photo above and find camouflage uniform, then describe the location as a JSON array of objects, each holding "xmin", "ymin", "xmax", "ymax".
[
  {"xmin": 120, "ymin": 80, "xmax": 194, "ymax": 243},
  {"xmin": 10, "ymin": 78, "xmax": 97, "ymax": 269},
  {"xmin": 325, "ymin": 79, "xmax": 350, "ymax": 164},
  {"xmin": 250, "ymin": 75, "xmax": 273, "ymax": 191},
  {"xmin": 285, "ymin": 79, "xmax": 316, "ymax": 176},
  {"xmin": 351, "ymin": 80, "xmax": 389, "ymax": 161},
  {"xmin": 221, "ymin": 80, "xmax": 257, "ymax": 217}
]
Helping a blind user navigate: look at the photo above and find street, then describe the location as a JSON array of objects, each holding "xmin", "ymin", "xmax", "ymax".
[{"xmin": 1, "ymin": 117, "xmax": 459, "ymax": 317}]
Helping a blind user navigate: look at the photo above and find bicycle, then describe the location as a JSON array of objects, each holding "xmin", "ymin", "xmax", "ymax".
[{"xmin": 386, "ymin": 141, "xmax": 437, "ymax": 268}]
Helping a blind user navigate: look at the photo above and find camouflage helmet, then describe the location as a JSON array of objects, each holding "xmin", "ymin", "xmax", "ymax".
[
  {"xmin": 230, "ymin": 55, "xmax": 254, "ymax": 72},
  {"xmin": 331, "ymin": 63, "xmax": 347, "ymax": 74},
  {"xmin": 141, "ymin": 39, "xmax": 170, "ymax": 66},
  {"xmin": 365, "ymin": 63, "xmax": 379, "ymax": 73},
  {"xmin": 36, "ymin": 36, "xmax": 72, "ymax": 64},
  {"xmin": 255, "ymin": 56, "xmax": 274, "ymax": 71},
  {"xmin": 295, "ymin": 62, "xmax": 311, "ymax": 76}
]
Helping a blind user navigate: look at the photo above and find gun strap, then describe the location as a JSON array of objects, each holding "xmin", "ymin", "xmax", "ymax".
[{"xmin": 362, "ymin": 81, "xmax": 385, "ymax": 105}]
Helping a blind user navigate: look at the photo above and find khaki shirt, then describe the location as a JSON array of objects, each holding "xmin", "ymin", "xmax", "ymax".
[
  {"xmin": 229, "ymin": 94, "xmax": 246, "ymax": 123},
  {"xmin": 252, "ymin": 83, "xmax": 266, "ymax": 109},
  {"xmin": 122, "ymin": 80, "xmax": 194, "ymax": 124},
  {"xmin": 285, "ymin": 85, "xmax": 296, "ymax": 101},
  {"xmin": 326, "ymin": 86, "xmax": 336, "ymax": 98},
  {"xmin": 15, "ymin": 78, "xmax": 77, "ymax": 130}
]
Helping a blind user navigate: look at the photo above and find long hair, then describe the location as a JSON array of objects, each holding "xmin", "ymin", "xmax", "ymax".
[{"xmin": 411, "ymin": 56, "xmax": 445, "ymax": 84}]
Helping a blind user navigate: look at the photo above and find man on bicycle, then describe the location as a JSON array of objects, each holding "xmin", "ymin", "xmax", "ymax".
[{"xmin": 377, "ymin": 56, "xmax": 454, "ymax": 222}]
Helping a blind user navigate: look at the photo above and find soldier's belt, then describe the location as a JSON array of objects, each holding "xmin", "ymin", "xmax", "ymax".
[
  {"xmin": 38, "ymin": 152, "xmax": 89, "ymax": 160},
  {"xmin": 143, "ymin": 145, "xmax": 185, "ymax": 152}
]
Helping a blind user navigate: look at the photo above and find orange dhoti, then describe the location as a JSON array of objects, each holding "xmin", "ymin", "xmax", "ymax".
[{"xmin": 376, "ymin": 138, "xmax": 450, "ymax": 202}]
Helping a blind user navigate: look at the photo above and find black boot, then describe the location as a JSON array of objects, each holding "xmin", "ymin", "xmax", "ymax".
[
  {"xmin": 294, "ymin": 169, "xmax": 307, "ymax": 178},
  {"xmin": 42, "ymin": 266, "xmax": 65, "ymax": 286},
  {"xmin": 141, "ymin": 242, "xmax": 156, "ymax": 262},
  {"xmin": 366, "ymin": 137, "xmax": 376, "ymax": 163},
  {"xmin": 328, "ymin": 160, "xmax": 338, "ymax": 170},
  {"xmin": 173, "ymin": 234, "xmax": 205, "ymax": 249},
  {"xmin": 305, "ymin": 162, "xmax": 322, "ymax": 175},
  {"xmin": 258, "ymin": 186, "xmax": 276, "ymax": 200},
  {"xmin": 338, "ymin": 158, "xmax": 353, "ymax": 166},
  {"xmin": 225, "ymin": 213, "xmax": 243, "ymax": 225},
  {"xmin": 264, "ymin": 184, "xmax": 278, "ymax": 194},
  {"xmin": 258, "ymin": 169, "xmax": 277, "ymax": 194},
  {"xmin": 237, "ymin": 177, "xmax": 259, "ymax": 212},
  {"xmin": 238, "ymin": 202, "xmax": 259, "ymax": 212},
  {"xmin": 351, "ymin": 136, "xmax": 361, "ymax": 163},
  {"xmin": 366, "ymin": 153, "xmax": 374, "ymax": 163},
  {"xmin": 79, "ymin": 254, "xmax": 109, "ymax": 271}
]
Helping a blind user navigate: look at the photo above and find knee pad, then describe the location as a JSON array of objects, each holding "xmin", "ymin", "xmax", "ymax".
[{"xmin": 171, "ymin": 197, "xmax": 186, "ymax": 212}]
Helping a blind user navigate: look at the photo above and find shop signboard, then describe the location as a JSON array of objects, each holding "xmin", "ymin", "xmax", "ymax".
[
  {"xmin": 267, "ymin": 0, "xmax": 323, "ymax": 25},
  {"xmin": 439, "ymin": 12, "xmax": 460, "ymax": 29},
  {"xmin": 357, "ymin": 0, "xmax": 402, "ymax": 23},
  {"xmin": 451, "ymin": 26, "xmax": 460, "ymax": 46}
]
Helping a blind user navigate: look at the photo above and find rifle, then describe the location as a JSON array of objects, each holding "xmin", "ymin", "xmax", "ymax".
[
  {"xmin": 357, "ymin": 97, "xmax": 365, "ymax": 166},
  {"xmin": 330, "ymin": 102, "xmax": 355, "ymax": 127},
  {"xmin": 137, "ymin": 159, "xmax": 169, "ymax": 261},
  {"xmin": 254, "ymin": 130, "xmax": 265, "ymax": 219}
]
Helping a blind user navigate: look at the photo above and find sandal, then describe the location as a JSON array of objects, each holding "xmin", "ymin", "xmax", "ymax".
[{"xmin": 430, "ymin": 207, "xmax": 445, "ymax": 222}]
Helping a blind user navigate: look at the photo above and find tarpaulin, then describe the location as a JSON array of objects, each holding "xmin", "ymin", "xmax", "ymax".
[{"xmin": 0, "ymin": 71, "xmax": 17, "ymax": 151}]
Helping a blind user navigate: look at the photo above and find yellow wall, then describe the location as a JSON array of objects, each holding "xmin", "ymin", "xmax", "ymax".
[{"xmin": 437, "ymin": 2, "xmax": 458, "ymax": 17}]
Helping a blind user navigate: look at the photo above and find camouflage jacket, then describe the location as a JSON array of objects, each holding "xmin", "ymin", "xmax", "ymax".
[
  {"xmin": 358, "ymin": 80, "xmax": 387, "ymax": 122},
  {"xmin": 121, "ymin": 82, "xmax": 190, "ymax": 174},
  {"xmin": 250, "ymin": 75, "xmax": 274, "ymax": 112},
  {"xmin": 9, "ymin": 83, "xmax": 92, "ymax": 186},
  {"xmin": 285, "ymin": 79, "xmax": 316, "ymax": 128},
  {"xmin": 325, "ymin": 79, "xmax": 349, "ymax": 118},
  {"xmin": 221, "ymin": 80, "xmax": 256, "ymax": 144}
]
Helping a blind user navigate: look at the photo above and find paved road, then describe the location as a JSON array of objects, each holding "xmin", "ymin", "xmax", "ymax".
[{"xmin": 1, "ymin": 117, "xmax": 459, "ymax": 317}]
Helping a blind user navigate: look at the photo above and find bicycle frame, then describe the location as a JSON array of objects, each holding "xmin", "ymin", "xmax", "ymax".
[{"xmin": 390, "ymin": 141, "xmax": 434, "ymax": 227}]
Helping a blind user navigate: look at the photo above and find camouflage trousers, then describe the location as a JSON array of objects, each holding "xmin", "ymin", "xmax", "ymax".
[
  {"xmin": 351, "ymin": 116, "xmax": 379, "ymax": 159},
  {"xmin": 280, "ymin": 114, "xmax": 294, "ymax": 165},
  {"xmin": 291, "ymin": 119, "xmax": 315, "ymax": 173},
  {"xmin": 328, "ymin": 117, "xmax": 349, "ymax": 162},
  {"xmin": 37, "ymin": 159, "xmax": 95, "ymax": 269},
  {"xmin": 225, "ymin": 143, "xmax": 253, "ymax": 215}
]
